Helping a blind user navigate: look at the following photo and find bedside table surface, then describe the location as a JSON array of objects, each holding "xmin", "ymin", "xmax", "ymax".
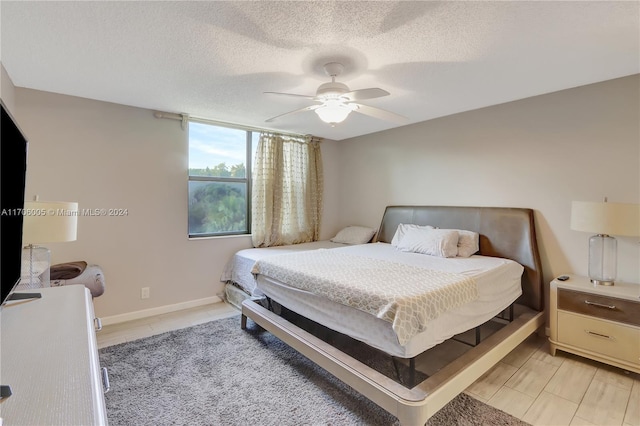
[{"xmin": 555, "ymin": 274, "xmax": 640, "ymax": 302}]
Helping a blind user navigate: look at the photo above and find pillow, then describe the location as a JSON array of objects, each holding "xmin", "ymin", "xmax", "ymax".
[
  {"xmin": 391, "ymin": 223, "xmax": 435, "ymax": 247},
  {"xmin": 396, "ymin": 228, "xmax": 459, "ymax": 258},
  {"xmin": 330, "ymin": 226, "xmax": 376, "ymax": 245},
  {"xmin": 455, "ymin": 229, "xmax": 480, "ymax": 257},
  {"xmin": 440, "ymin": 229, "xmax": 480, "ymax": 257}
]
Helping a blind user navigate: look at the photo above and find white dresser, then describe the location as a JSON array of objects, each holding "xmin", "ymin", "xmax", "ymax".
[{"xmin": 0, "ymin": 285, "xmax": 108, "ymax": 425}]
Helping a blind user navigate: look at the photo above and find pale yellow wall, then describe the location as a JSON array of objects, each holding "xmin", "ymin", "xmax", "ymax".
[
  {"xmin": 336, "ymin": 75, "xmax": 640, "ymax": 296},
  {"xmin": 14, "ymin": 88, "xmax": 341, "ymax": 318}
]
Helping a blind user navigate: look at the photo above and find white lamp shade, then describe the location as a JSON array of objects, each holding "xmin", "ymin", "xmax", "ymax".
[
  {"xmin": 22, "ymin": 201, "xmax": 78, "ymax": 244},
  {"xmin": 570, "ymin": 201, "xmax": 640, "ymax": 237},
  {"xmin": 315, "ymin": 102, "xmax": 351, "ymax": 124}
]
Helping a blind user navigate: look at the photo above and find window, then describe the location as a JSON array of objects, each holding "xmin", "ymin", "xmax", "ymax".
[{"xmin": 188, "ymin": 121, "xmax": 258, "ymax": 237}]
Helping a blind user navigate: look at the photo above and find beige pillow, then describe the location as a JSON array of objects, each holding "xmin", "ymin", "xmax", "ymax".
[
  {"xmin": 455, "ymin": 229, "xmax": 480, "ymax": 257},
  {"xmin": 330, "ymin": 226, "xmax": 376, "ymax": 245},
  {"xmin": 396, "ymin": 228, "xmax": 459, "ymax": 258},
  {"xmin": 440, "ymin": 229, "xmax": 480, "ymax": 257}
]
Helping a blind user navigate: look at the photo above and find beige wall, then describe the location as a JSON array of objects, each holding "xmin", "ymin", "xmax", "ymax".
[
  {"xmin": 1, "ymin": 62, "xmax": 16, "ymax": 112},
  {"xmin": 336, "ymin": 75, "xmax": 640, "ymax": 299},
  {"xmin": 14, "ymin": 88, "xmax": 340, "ymax": 318},
  {"xmin": 12, "ymin": 75, "xmax": 639, "ymax": 320}
]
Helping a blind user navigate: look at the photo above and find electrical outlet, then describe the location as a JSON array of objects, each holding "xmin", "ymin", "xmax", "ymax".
[{"xmin": 141, "ymin": 287, "xmax": 150, "ymax": 299}]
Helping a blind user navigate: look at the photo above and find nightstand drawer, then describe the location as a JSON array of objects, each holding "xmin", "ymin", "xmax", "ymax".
[
  {"xmin": 558, "ymin": 289, "xmax": 640, "ymax": 327},
  {"xmin": 557, "ymin": 311, "xmax": 640, "ymax": 366}
]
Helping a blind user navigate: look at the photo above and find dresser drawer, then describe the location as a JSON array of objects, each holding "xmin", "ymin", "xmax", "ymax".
[
  {"xmin": 557, "ymin": 311, "xmax": 640, "ymax": 366},
  {"xmin": 558, "ymin": 289, "xmax": 640, "ymax": 327}
]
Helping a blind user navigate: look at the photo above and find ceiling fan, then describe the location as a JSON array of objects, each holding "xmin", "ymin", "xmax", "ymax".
[{"xmin": 265, "ymin": 62, "xmax": 408, "ymax": 126}]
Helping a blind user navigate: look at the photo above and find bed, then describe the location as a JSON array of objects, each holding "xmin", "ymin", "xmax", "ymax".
[
  {"xmin": 253, "ymin": 242, "xmax": 525, "ymax": 359},
  {"xmin": 241, "ymin": 206, "xmax": 544, "ymax": 425},
  {"xmin": 221, "ymin": 240, "xmax": 347, "ymax": 299}
]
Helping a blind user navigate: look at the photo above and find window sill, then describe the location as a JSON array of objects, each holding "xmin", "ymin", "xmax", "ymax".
[{"xmin": 188, "ymin": 234, "xmax": 252, "ymax": 241}]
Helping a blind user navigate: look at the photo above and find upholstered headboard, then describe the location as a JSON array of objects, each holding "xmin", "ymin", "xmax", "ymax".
[{"xmin": 376, "ymin": 206, "xmax": 543, "ymax": 312}]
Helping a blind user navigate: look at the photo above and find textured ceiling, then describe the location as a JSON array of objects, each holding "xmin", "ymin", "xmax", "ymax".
[{"xmin": 1, "ymin": 1, "xmax": 638, "ymax": 141}]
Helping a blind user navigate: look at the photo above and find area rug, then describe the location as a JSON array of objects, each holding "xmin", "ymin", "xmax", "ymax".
[{"xmin": 99, "ymin": 315, "xmax": 530, "ymax": 426}]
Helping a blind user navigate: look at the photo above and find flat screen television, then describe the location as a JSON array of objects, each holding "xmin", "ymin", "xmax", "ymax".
[{"xmin": 1, "ymin": 100, "xmax": 28, "ymax": 305}]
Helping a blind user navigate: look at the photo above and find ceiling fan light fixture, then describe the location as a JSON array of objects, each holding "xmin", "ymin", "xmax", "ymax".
[
  {"xmin": 265, "ymin": 61, "xmax": 406, "ymax": 125},
  {"xmin": 315, "ymin": 101, "xmax": 351, "ymax": 125}
]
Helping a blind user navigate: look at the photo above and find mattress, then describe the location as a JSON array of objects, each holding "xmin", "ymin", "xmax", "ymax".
[
  {"xmin": 220, "ymin": 240, "xmax": 347, "ymax": 296},
  {"xmin": 254, "ymin": 242, "xmax": 524, "ymax": 358}
]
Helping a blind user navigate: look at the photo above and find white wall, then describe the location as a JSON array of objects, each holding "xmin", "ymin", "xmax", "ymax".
[
  {"xmin": 14, "ymin": 88, "xmax": 340, "ymax": 318},
  {"xmin": 336, "ymin": 75, "xmax": 640, "ymax": 306}
]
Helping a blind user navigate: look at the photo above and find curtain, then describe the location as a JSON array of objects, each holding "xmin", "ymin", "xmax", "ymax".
[{"xmin": 251, "ymin": 132, "xmax": 323, "ymax": 247}]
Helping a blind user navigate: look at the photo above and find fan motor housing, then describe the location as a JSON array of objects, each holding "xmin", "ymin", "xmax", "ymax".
[{"xmin": 316, "ymin": 82, "xmax": 349, "ymax": 99}]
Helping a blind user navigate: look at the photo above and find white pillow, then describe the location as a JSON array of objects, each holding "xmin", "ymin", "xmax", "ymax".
[
  {"xmin": 330, "ymin": 226, "xmax": 376, "ymax": 245},
  {"xmin": 396, "ymin": 228, "xmax": 459, "ymax": 258},
  {"xmin": 455, "ymin": 229, "xmax": 480, "ymax": 257},
  {"xmin": 391, "ymin": 223, "xmax": 435, "ymax": 247}
]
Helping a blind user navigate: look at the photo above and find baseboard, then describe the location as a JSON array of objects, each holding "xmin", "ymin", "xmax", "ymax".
[{"xmin": 100, "ymin": 296, "xmax": 223, "ymax": 326}]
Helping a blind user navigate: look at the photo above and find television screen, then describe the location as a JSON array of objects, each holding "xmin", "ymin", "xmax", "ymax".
[{"xmin": 1, "ymin": 101, "xmax": 28, "ymax": 305}]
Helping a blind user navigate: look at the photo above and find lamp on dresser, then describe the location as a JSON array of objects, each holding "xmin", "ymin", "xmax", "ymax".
[
  {"xmin": 570, "ymin": 199, "xmax": 640, "ymax": 286},
  {"xmin": 21, "ymin": 199, "xmax": 78, "ymax": 289}
]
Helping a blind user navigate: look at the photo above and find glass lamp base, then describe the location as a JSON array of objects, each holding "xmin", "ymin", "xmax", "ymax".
[
  {"xmin": 590, "ymin": 279, "xmax": 615, "ymax": 286},
  {"xmin": 588, "ymin": 234, "xmax": 616, "ymax": 286},
  {"xmin": 19, "ymin": 245, "xmax": 51, "ymax": 289}
]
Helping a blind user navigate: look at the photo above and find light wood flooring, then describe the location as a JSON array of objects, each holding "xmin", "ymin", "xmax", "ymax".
[{"xmin": 97, "ymin": 302, "xmax": 639, "ymax": 426}]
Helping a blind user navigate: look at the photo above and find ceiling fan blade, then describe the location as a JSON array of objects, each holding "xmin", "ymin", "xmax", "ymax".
[
  {"xmin": 264, "ymin": 91, "xmax": 316, "ymax": 100},
  {"xmin": 351, "ymin": 103, "xmax": 408, "ymax": 124},
  {"xmin": 342, "ymin": 88, "xmax": 390, "ymax": 102},
  {"xmin": 265, "ymin": 105, "xmax": 320, "ymax": 122}
]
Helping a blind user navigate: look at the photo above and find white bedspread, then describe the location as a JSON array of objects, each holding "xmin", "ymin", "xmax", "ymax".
[
  {"xmin": 220, "ymin": 240, "xmax": 346, "ymax": 295},
  {"xmin": 255, "ymin": 243, "xmax": 524, "ymax": 357},
  {"xmin": 252, "ymin": 245, "xmax": 479, "ymax": 345}
]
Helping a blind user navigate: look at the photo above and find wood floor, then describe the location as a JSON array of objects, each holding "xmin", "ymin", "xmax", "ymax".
[{"xmin": 97, "ymin": 302, "xmax": 639, "ymax": 426}]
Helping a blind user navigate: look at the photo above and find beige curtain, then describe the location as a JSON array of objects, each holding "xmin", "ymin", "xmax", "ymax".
[{"xmin": 251, "ymin": 132, "xmax": 323, "ymax": 247}]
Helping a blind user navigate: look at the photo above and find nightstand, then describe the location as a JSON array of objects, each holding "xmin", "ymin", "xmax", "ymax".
[{"xmin": 549, "ymin": 274, "xmax": 640, "ymax": 373}]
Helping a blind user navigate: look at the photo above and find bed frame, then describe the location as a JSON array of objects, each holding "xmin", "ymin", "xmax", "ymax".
[{"xmin": 241, "ymin": 205, "xmax": 544, "ymax": 425}]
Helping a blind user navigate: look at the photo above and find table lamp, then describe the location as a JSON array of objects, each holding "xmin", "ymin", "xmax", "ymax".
[
  {"xmin": 20, "ymin": 200, "xmax": 78, "ymax": 289},
  {"xmin": 570, "ymin": 199, "xmax": 640, "ymax": 286}
]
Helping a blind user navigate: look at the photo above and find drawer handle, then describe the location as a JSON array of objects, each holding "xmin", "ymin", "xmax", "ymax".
[
  {"xmin": 584, "ymin": 300, "xmax": 616, "ymax": 310},
  {"xmin": 585, "ymin": 330, "xmax": 613, "ymax": 340},
  {"xmin": 94, "ymin": 317, "xmax": 103, "ymax": 332},
  {"xmin": 101, "ymin": 367, "xmax": 110, "ymax": 393}
]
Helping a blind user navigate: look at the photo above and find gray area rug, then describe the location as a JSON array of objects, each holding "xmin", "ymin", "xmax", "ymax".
[{"xmin": 99, "ymin": 315, "xmax": 530, "ymax": 425}]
